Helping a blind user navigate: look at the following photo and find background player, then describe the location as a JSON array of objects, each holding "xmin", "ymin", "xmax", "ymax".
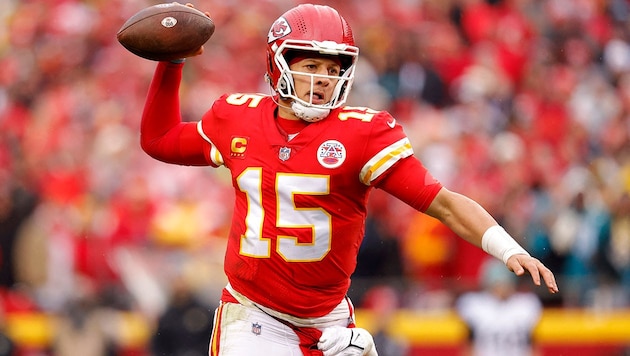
[
  {"xmin": 456, "ymin": 258, "xmax": 543, "ymax": 356},
  {"xmin": 139, "ymin": 3, "xmax": 558, "ymax": 355}
]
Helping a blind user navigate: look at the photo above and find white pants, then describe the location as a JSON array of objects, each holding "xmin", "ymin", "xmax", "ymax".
[{"xmin": 209, "ymin": 286, "xmax": 355, "ymax": 355}]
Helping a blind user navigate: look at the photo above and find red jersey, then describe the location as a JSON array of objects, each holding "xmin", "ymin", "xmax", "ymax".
[
  {"xmin": 200, "ymin": 93, "xmax": 412, "ymax": 316},
  {"xmin": 141, "ymin": 63, "xmax": 442, "ymax": 318}
]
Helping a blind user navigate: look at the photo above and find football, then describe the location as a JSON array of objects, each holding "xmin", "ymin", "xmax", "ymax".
[{"xmin": 117, "ymin": 2, "xmax": 215, "ymax": 61}]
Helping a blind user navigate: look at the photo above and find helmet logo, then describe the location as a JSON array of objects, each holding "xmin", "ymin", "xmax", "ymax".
[{"xmin": 268, "ymin": 17, "xmax": 292, "ymax": 43}]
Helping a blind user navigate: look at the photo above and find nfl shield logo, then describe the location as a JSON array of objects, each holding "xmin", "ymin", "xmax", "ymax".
[
  {"xmin": 279, "ymin": 147, "xmax": 291, "ymax": 161},
  {"xmin": 252, "ymin": 322, "xmax": 262, "ymax": 336}
]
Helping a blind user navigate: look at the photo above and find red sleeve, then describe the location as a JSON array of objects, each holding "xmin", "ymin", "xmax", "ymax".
[
  {"xmin": 140, "ymin": 62, "xmax": 210, "ymax": 166},
  {"xmin": 375, "ymin": 157, "xmax": 443, "ymax": 212}
]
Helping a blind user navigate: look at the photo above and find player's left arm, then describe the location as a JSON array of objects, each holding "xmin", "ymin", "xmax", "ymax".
[
  {"xmin": 425, "ymin": 188, "xmax": 558, "ymax": 293},
  {"xmin": 377, "ymin": 157, "xmax": 558, "ymax": 294}
]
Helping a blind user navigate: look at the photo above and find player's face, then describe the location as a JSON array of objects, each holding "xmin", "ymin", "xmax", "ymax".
[{"xmin": 289, "ymin": 57, "xmax": 341, "ymax": 105}]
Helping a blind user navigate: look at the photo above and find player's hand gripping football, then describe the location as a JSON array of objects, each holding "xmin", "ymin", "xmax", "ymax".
[
  {"xmin": 507, "ymin": 254, "xmax": 559, "ymax": 294},
  {"xmin": 318, "ymin": 326, "xmax": 378, "ymax": 356},
  {"xmin": 181, "ymin": 2, "xmax": 211, "ymax": 57}
]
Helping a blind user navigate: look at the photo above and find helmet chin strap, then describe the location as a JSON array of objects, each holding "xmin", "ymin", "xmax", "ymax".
[
  {"xmin": 268, "ymin": 77, "xmax": 331, "ymax": 122},
  {"xmin": 291, "ymin": 101, "xmax": 330, "ymax": 122}
]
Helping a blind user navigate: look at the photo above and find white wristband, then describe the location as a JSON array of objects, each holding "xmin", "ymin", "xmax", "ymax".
[{"xmin": 481, "ymin": 225, "xmax": 530, "ymax": 264}]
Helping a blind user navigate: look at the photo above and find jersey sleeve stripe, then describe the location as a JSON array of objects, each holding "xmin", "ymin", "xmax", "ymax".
[
  {"xmin": 197, "ymin": 121, "xmax": 224, "ymax": 166},
  {"xmin": 359, "ymin": 138, "xmax": 413, "ymax": 185}
]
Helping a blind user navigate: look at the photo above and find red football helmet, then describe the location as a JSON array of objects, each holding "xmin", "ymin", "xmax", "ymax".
[{"xmin": 265, "ymin": 4, "xmax": 359, "ymax": 121}]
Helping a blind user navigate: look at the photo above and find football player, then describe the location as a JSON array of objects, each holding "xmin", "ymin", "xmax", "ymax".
[{"xmin": 139, "ymin": 3, "xmax": 558, "ymax": 356}]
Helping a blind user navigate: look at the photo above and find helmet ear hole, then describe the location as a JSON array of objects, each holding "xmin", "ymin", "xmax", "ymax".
[{"xmin": 278, "ymin": 77, "xmax": 288, "ymax": 91}]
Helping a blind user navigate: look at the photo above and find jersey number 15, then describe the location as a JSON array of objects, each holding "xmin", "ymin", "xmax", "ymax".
[{"xmin": 237, "ymin": 168, "xmax": 332, "ymax": 263}]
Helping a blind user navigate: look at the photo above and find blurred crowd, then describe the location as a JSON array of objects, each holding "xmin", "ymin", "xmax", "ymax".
[{"xmin": 2, "ymin": 0, "xmax": 630, "ymax": 354}]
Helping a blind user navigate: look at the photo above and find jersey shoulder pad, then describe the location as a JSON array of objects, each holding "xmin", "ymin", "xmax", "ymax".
[
  {"xmin": 212, "ymin": 93, "xmax": 273, "ymax": 114},
  {"xmin": 335, "ymin": 106, "xmax": 398, "ymax": 130},
  {"xmin": 203, "ymin": 93, "xmax": 272, "ymax": 134}
]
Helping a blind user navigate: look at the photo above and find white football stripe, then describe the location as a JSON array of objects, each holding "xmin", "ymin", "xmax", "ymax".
[{"xmin": 197, "ymin": 121, "xmax": 224, "ymax": 166}]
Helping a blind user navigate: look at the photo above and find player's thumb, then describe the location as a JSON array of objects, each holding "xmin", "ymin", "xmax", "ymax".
[
  {"xmin": 362, "ymin": 339, "xmax": 378, "ymax": 356},
  {"xmin": 353, "ymin": 328, "xmax": 378, "ymax": 356}
]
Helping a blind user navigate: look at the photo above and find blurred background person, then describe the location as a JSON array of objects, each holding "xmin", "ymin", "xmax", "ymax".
[
  {"xmin": 150, "ymin": 276, "xmax": 215, "ymax": 356},
  {"xmin": 52, "ymin": 277, "xmax": 118, "ymax": 356},
  {"xmin": 455, "ymin": 258, "xmax": 543, "ymax": 356},
  {"xmin": 360, "ymin": 285, "xmax": 409, "ymax": 356}
]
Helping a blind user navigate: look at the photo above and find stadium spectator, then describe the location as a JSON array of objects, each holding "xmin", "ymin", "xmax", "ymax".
[
  {"xmin": 151, "ymin": 276, "xmax": 215, "ymax": 356},
  {"xmin": 456, "ymin": 258, "xmax": 543, "ymax": 356}
]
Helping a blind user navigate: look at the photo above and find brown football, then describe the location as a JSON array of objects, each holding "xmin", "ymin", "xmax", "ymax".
[{"xmin": 117, "ymin": 2, "xmax": 215, "ymax": 61}]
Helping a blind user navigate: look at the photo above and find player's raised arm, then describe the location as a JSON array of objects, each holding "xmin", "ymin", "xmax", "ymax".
[
  {"xmin": 140, "ymin": 61, "xmax": 209, "ymax": 166},
  {"xmin": 116, "ymin": 2, "xmax": 214, "ymax": 165}
]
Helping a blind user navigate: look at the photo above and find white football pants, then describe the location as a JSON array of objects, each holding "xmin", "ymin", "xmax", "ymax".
[{"xmin": 208, "ymin": 289, "xmax": 355, "ymax": 355}]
